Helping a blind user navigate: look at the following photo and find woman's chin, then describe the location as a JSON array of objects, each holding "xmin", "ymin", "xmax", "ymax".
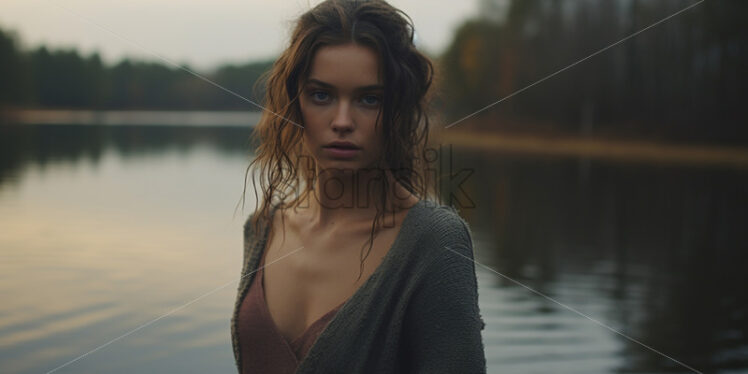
[{"xmin": 317, "ymin": 160, "xmax": 384, "ymax": 174}]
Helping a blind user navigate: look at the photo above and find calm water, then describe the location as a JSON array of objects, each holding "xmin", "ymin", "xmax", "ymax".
[{"xmin": 1, "ymin": 123, "xmax": 746, "ymax": 373}]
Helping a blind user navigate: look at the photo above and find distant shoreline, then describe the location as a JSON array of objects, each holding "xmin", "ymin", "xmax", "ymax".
[
  {"xmin": 4, "ymin": 109, "xmax": 747, "ymax": 169},
  {"xmin": 435, "ymin": 129, "xmax": 748, "ymax": 170},
  {"xmin": 1, "ymin": 109, "xmax": 262, "ymax": 127}
]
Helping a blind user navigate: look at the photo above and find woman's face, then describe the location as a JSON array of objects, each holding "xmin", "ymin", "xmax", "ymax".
[{"xmin": 299, "ymin": 43, "xmax": 385, "ymax": 172}]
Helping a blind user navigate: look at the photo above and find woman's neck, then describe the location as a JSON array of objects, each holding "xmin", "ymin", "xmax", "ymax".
[{"xmin": 301, "ymin": 168, "xmax": 418, "ymax": 231}]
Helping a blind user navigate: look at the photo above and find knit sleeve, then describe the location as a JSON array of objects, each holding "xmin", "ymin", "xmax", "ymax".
[
  {"xmin": 237, "ymin": 212, "xmax": 259, "ymax": 291},
  {"xmin": 403, "ymin": 214, "xmax": 487, "ymax": 374}
]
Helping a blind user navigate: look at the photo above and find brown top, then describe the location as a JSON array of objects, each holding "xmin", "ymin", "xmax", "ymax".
[{"xmin": 236, "ymin": 246, "xmax": 345, "ymax": 374}]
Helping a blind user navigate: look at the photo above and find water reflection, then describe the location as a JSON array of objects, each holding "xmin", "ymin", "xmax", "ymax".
[
  {"xmin": 0, "ymin": 124, "xmax": 250, "ymax": 187},
  {"xmin": 0, "ymin": 124, "xmax": 746, "ymax": 373},
  {"xmin": 453, "ymin": 149, "xmax": 748, "ymax": 373},
  {"xmin": 0, "ymin": 124, "xmax": 251, "ymax": 373}
]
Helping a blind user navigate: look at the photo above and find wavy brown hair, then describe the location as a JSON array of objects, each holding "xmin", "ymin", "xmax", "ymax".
[{"xmin": 241, "ymin": 0, "xmax": 439, "ymax": 281}]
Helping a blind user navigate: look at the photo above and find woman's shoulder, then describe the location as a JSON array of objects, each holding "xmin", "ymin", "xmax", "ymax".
[
  {"xmin": 413, "ymin": 200, "xmax": 473, "ymax": 244},
  {"xmin": 242, "ymin": 210, "xmax": 263, "ymax": 244},
  {"xmin": 241, "ymin": 203, "xmax": 284, "ymax": 259},
  {"xmin": 406, "ymin": 200, "xmax": 475, "ymax": 265},
  {"xmin": 243, "ymin": 202, "xmax": 282, "ymax": 236}
]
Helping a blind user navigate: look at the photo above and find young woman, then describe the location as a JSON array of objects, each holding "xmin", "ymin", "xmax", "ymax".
[{"xmin": 230, "ymin": 1, "xmax": 486, "ymax": 373}]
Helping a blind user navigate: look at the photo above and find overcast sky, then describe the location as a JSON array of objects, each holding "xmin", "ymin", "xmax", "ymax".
[{"xmin": 0, "ymin": 0, "xmax": 485, "ymax": 71}]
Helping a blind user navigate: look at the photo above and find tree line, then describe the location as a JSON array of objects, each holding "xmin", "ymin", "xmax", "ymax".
[
  {"xmin": 0, "ymin": 28, "xmax": 272, "ymax": 111},
  {"xmin": 439, "ymin": 0, "xmax": 746, "ymax": 144}
]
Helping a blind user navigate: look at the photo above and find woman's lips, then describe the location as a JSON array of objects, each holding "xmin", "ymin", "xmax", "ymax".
[{"xmin": 324, "ymin": 146, "xmax": 360, "ymax": 158}]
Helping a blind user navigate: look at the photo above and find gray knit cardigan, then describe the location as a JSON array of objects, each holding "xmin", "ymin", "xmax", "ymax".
[{"xmin": 230, "ymin": 199, "xmax": 487, "ymax": 373}]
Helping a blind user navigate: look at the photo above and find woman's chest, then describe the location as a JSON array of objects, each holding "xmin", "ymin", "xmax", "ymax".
[{"xmin": 260, "ymin": 225, "xmax": 399, "ymax": 343}]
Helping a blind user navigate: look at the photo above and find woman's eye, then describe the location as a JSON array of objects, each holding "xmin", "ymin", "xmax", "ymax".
[
  {"xmin": 311, "ymin": 91, "xmax": 330, "ymax": 103},
  {"xmin": 361, "ymin": 95, "xmax": 381, "ymax": 106}
]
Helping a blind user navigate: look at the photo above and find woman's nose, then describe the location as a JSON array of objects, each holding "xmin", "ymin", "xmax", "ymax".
[{"xmin": 331, "ymin": 100, "xmax": 354, "ymax": 132}]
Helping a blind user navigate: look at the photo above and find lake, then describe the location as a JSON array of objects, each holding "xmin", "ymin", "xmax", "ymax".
[{"xmin": 1, "ymin": 121, "xmax": 746, "ymax": 373}]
